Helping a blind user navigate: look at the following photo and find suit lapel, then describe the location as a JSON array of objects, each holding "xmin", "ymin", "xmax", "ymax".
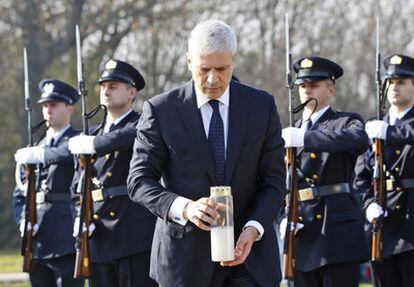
[
  {"xmin": 225, "ymin": 82, "xmax": 250, "ymax": 184},
  {"xmin": 177, "ymin": 81, "xmax": 215, "ymax": 183}
]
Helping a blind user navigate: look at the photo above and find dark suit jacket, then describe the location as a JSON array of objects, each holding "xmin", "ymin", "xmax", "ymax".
[
  {"xmin": 71, "ymin": 111, "xmax": 156, "ymax": 263},
  {"xmin": 293, "ymin": 108, "xmax": 370, "ymax": 272},
  {"xmin": 127, "ymin": 80, "xmax": 285, "ymax": 287},
  {"xmin": 354, "ymin": 107, "xmax": 414, "ymax": 257},
  {"xmin": 13, "ymin": 126, "xmax": 79, "ymax": 259}
]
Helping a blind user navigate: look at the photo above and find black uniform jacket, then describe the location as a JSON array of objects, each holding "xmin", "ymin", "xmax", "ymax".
[
  {"xmin": 294, "ymin": 108, "xmax": 370, "ymax": 272},
  {"xmin": 354, "ymin": 106, "xmax": 414, "ymax": 257},
  {"xmin": 72, "ymin": 111, "xmax": 156, "ymax": 263}
]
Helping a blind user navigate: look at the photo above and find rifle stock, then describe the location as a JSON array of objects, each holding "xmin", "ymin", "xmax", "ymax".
[
  {"xmin": 282, "ymin": 14, "xmax": 299, "ymax": 280},
  {"xmin": 371, "ymin": 18, "xmax": 386, "ymax": 261},
  {"xmin": 73, "ymin": 24, "xmax": 93, "ymax": 278},
  {"xmin": 21, "ymin": 47, "xmax": 36, "ymax": 273}
]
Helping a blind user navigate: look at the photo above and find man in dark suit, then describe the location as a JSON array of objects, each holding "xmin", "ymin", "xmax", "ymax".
[
  {"xmin": 14, "ymin": 79, "xmax": 83, "ymax": 287},
  {"xmin": 68, "ymin": 59, "xmax": 156, "ymax": 287},
  {"xmin": 127, "ymin": 19, "xmax": 286, "ymax": 287},
  {"xmin": 354, "ymin": 54, "xmax": 414, "ymax": 287},
  {"xmin": 280, "ymin": 57, "xmax": 370, "ymax": 287}
]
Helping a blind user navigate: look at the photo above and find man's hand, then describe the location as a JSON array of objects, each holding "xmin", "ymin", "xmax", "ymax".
[
  {"xmin": 19, "ymin": 219, "xmax": 39, "ymax": 237},
  {"xmin": 220, "ymin": 226, "xmax": 258, "ymax": 267},
  {"xmin": 282, "ymin": 127, "xmax": 305, "ymax": 148},
  {"xmin": 365, "ymin": 120, "xmax": 388, "ymax": 140},
  {"xmin": 183, "ymin": 198, "xmax": 220, "ymax": 231},
  {"xmin": 68, "ymin": 135, "xmax": 96, "ymax": 154},
  {"xmin": 72, "ymin": 217, "xmax": 95, "ymax": 237},
  {"xmin": 14, "ymin": 147, "xmax": 45, "ymax": 164}
]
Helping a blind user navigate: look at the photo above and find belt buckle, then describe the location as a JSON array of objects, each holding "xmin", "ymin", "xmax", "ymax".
[
  {"xmin": 299, "ymin": 188, "xmax": 314, "ymax": 201},
  {"xmin": 92, "ymin": 189, "xmax": 104, "ymax": 202},
  {"xmin": 386, "ymin": 179, "xmax": 395, "ymax": 191},
  {"xmin": 36, "ymin": 191, "xmax": 45, "ymax": 204}
]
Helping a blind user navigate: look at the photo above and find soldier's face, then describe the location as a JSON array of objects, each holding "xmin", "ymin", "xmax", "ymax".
[
  {"xmin": 99, "ymin": 81, "xmax": 136, "ymax": 111},
  {"xmin": 298, "ymin": 80, "xmax": 335, "ymax": 111},
  {"xmin": 187, "ymin": 51, "xmax": 235, "ymax": 99},
  {"xmin": 387, "ymin": 78, "xmax": 414, "ymax": 108},
  {"xmin": 42, "ymin": 101, "xmax": 73, "ymax": 129}
]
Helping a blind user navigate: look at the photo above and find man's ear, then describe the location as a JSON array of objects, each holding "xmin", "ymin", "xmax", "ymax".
[
  {"xmin": 328, "ymin": 83, "xmax": 336, "ymax": 98},
  {"xmin": 186, "ymin": 52, "xmax": 193, "ymax": 71}
]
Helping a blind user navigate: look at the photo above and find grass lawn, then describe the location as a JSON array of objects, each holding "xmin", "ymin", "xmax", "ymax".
[{"xmin": 0, "ymin": 251, "xmax": 22, "ymax": 274}]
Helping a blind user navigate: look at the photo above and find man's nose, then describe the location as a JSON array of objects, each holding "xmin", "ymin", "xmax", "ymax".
[{"xmin": 207, "ymin": 70, "xmax": 218, "ymax": 84}]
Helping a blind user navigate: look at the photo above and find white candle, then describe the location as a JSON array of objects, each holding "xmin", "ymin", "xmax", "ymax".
[{"xmin": 211, "ymin": 226, "xmax": 235, "ymax": 261}]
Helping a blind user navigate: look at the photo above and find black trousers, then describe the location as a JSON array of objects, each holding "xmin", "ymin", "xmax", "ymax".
[
  {"xmin": 208, "ymin": 263, "xmax": 268, "ymax": 287},
  {"xmin": 294, "ymin": 262, "xmax": 359, "ymax": 287},
  {"xmin": 371, "ymin": 249, "xmax": 414, "ymax": 287},
  {"xmin": 30, "ymin": 254, "xmax": 84, "ymax": 287},
  {"xmin": 89, "ymin": 251, "xmax": 157, "ymax": 287}
]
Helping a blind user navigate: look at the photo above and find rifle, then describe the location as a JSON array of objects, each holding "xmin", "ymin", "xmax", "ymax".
[
  {"xmin": 73, "ymin": 24, "xmax": 93, "ymax": 278},
  {"xmin": 282, "ymin": 13, "xmax": 299, "ymax": 281},
  {"xmin": 371, "ymin": 17, "xmax": 387, "ymax": 262},
  {"xmin": 21, "ymin": 47, "xmax": 37, "ymax": 273}
]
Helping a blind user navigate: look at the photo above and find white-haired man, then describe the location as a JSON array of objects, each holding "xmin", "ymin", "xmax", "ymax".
[{"xmin": 127, "ymin": 19, "xmax": 285, "ymax": 287}]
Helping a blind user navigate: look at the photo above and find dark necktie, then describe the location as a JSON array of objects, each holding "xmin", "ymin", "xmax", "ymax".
[
  {"xmin": 208, "ymin": 100, "xmax": 225, "ymax": 185},
  {"xmin": 49, "ymin": 137, "xmax": 55, "ymax": 147},
  {"xmin": 304, "ymin": 119, "xmax": 313, "ymax": 131},
  {"xmin": 394, "ymin": 118, "xmax": 402, "ymax": 126}
]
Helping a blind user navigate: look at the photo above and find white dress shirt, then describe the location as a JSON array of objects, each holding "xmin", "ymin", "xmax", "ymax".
[
  {"xmin": 45, "ymin": 124, "xmax": 71, "ymax": 146},
  {"xmin": 301, "ymin": 105, "xmax": 330, "ymax": 130},
  {"xmin": 388, "ymin": 106, "xmax": 412, "ymax": 126},
  {"xmin": 103, "ymin": 109, "xmax": 133, "ymax": 133},
  {"xmin": 168, "ymin": 85, "xmax": 264, "ymax": 240}
]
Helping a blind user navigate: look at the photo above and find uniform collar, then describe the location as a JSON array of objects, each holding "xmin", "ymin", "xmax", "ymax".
[
  {"xmin": 46, "ymin": 124, "xmax": 71, "ymax": 145},
  {"xmin": 105, "ymin": 109, "xmax": 133, "ymax": 132},
  {"xmin": 389, "ymin": 106, "xmax": 413, "ymax": 125},
  {"xmin": 303, "ymin": 105, "xmax": 331, "ymax": 124}
]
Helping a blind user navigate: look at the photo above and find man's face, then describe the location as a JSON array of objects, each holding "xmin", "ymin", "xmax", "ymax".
[
  {"xmin": 42, "ymin": 101, "xmax": 73, "ymax": 129},
  {"xmin": 298, "ymin": 80, "xmax": 335, "ymax": 110},
  {"xmin": 99, "ymin": 81, "xmax": 136, "ymax": 111},
  {"xmin": 387, "ymin": 78, "xmax": 414, "ymax": 108},
  {"xmin": 187, "ymin": 51, "xmax": 235, "ymax": 99}
]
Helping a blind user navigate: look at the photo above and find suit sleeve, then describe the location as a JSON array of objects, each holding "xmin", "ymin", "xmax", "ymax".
[
  {"xmin": 127, "ymin": 101, "xmax": 178, "ymax": 220},
  {"xmin": 43, "ymin": 142, "xmax": 74, "ymax": 164},
  {"xmin": 247, "ymin": 98, "xmax": 286, "ymax": 231},
  {"xmin": 304, "ymin": 116, "xmax": 370, "ymax": 155},
  {"xmin": 386, "ymin": 120, "xmax": 414, "ymax": 145},
  {"xmin": 93, "ymin": 122, "xmax": 137, "ymax": 155},
  {"xmin": 353, "ymin": 149, "xmax": 375, "ymax": 210}
]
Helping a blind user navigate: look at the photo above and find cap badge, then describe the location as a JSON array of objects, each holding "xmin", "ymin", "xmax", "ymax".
[
  {"xmin": 105, "ymin": 59, "xmax": 117, "ymax": 69},
  {"xmin": 301, "ymin": 58, "xmax": 313, "ymax": 68},
  {"xmin": 43, "ymin": 83, "xmax": 55, "ymax": 95},
  {"xmin": 390, "ymin": 55, "xmax": 402, "ymax": 65}
]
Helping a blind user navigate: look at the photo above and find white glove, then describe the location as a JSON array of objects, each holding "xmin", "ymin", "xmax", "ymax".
[
  {"xmin": 279, "ymin": 217, "xmax": 304, "ymax": 240},
  {"xmin": 14, "ymin": 147, "xmax": 45, "ymax": 164},
  {"xmin": 282, "ymin": 127, "xmax": 305, "ymax": 148},
  {"xmin": 19, "ymin": 219, "xmax": 39, "ymax": 237},
  {"xmin": 68, "ymin": 135, "xmax": 96, "ymax": 154},
  {"xmin": 72, "ymin": 217, "xmax": 95, "ymax": 237},
  {"xmin": 366, "ymin": 202, "xmax": 387, "ymax": 223},
  {"xmin": 365, "ymin": 120, "xmax": 388, "ymax": 140}
]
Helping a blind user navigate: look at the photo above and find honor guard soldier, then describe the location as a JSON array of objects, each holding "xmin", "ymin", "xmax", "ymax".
[
  {"xmin": 354, "ymin": 54, "xmax": 414, "ymax": 287},
  {"xmin": 13, "ymin": 79, "xmax": 83, "ymax": 287},
  {"xmin": 68, "ymin": 59, "xmax": 157, "ymax": 287},
  {"xmin": 280, "ymin": 56, "xmax": 370, "ymax": 287}
]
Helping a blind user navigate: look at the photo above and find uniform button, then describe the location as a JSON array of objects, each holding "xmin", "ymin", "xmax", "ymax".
[
  {"xmin": 396, "ymin": 187, "xmax": 402, "ymax": 192},
  {"xmin": 395, "ymin": 167, "xmax": 400, "ymax": 172},
  {"xmin": 109, "ymin": 211, "xmax": 116, "ymax": 217},
  {"xmin": 396, "ymin": 205, "xmax": 401, "ymax": 210},
  {"xmin": 310, "ymin": 153, "xmax": 317, "ymax": 159},
  {"xmin": 105, "ymin": 154, "xmax": 110, "ymax": 159},
  {"xmin": 395, "ymin": 149, "xmax": 401, "ymax": 155},
  {"xmin": 90, "ymin": 158, "xmax": 95, "ymax": 164},
  {"xmin": 93, "ymin": 214, "xmax": 100, "ymax": 220},
  {"xmin": 109, "ymin": 195, "xmax": 113, "ymax": 199},
  {"xmin": 298, "ymin": 216, "xmax": 303, "ymax": 222},
  {"xmin": 312, "ymin": 174, "xmax": 318, "ymax": 180},
  {"xmin": 316, "ymin": 214, "xmax": 323, "ymax": 220},
  {"xmin": 106, "ymin": 172, "xmax": 113, "ymax": 177}
]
